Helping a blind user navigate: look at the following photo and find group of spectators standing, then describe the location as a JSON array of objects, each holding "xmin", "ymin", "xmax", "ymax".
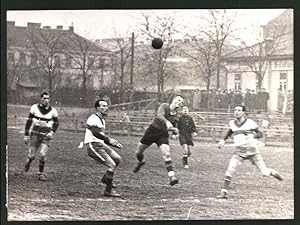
[
  {"xmin": 190, "ymin": 88, "xmax": 270, "ymax": 112},
  {"xmin": 97, "ymin": 87, "xmax": 293, "ymax": 114}
]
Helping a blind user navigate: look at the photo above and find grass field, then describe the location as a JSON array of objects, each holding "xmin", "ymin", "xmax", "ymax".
[{"xmin": 6, "ymin": 125, "xmax": 294, "ymax": 221}]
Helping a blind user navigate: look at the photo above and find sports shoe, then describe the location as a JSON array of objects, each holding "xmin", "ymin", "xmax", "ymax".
[
  {"xmin": 38, "ymin": 173, "xmax": 48, "ymax": 181},
  {"xmin": 101, "ymin": 176, "xmax": 116, "ymax": 188},
  {"xmin": 184, "ymin": 165, "xmax": 189, "ymax": 169},
  {"xmin": 271, "ymin": 170, "xmax": 283, "ymax": 181},
  {"xmin": 133, "ymin": 161, "xmax": 145, "ymax": 173},
  {"xmin": 104, "ymin": 190, "xmax": 121, "ymax": 197},
  {"xmin": 169, "ymin": 176, "xmax": 179, "ymax": 186},
  {"xmin": 216, "ymin": 189, "xmax": 228, "ymax": 199}
]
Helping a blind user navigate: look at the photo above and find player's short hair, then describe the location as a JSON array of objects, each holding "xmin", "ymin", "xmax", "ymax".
[
  {"xmin": 173, "ymin": 94, "xmax": 184, "ymax": 99},
  {"xmin": 182, "ymin": 105, "xmax": 189, "ymax": 109},
  {"xmin": 40, "ymin": 89, "xmax": 50, "ymax": 98},
  {"xmin": 234, "ymin": 104, "xmax": 246, "ymax": 112},
  {"xmin": 95, "ymin": 99, "xmax": 108, "ymax": 108}
]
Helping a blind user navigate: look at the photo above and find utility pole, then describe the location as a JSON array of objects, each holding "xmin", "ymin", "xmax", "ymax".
[{"xmin": 130, "ymin": 32, "xmax": 134, "ymax": 86}]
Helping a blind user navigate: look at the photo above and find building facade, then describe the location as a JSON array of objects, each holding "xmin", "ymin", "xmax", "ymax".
[{"xmin": 222, "ymin": 9, "xmax": 293, "ymax": 112}]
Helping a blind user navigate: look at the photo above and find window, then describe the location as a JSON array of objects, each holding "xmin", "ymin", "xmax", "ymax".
[
  {"xmin": 279, "ymin": 72, "xmax": 287, "ymax": 93},
  {"xmin": 65, "ymin": 55, "xmax": 72, "ymax": 67},
  {"xmin": 234, "ymin": 73, "xmax": 241, "ymax": 90}
]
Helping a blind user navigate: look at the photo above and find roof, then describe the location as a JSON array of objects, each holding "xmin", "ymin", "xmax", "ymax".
[
  {"xmin": 7, "ymin": 23, "xmax": 103, "ymax": 54},
  {"xmin": 223, "ymin": 10, "xmax": 293, "ymax": 61}
]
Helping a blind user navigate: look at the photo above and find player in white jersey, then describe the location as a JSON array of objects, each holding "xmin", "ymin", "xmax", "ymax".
[
  {"xmin": 24, "ymin": 90, "xmax": 59, "ymax": 181},
  {"xmin": 84, "ymin": 99, "xmax": 123, "ymax": 197},
  {"xmin": 216, "ymin": 105, "xmax": 283, "ymax": 199}
]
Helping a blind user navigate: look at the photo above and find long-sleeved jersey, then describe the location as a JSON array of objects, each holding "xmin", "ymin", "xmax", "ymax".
[
  {"xmin": 24, "ymin": 103, "xmax": 59, "ymax": 136},
  {"xmin": 225, "ymin": 118, "xmax": 263, "ymax": 157},
  {"xmin": 178, "ymin": 115, "xmax": 197, "ymax": 135},
  {"xmin": 151, "ymin": 103, "xmax": 180, "ymax": 130}
]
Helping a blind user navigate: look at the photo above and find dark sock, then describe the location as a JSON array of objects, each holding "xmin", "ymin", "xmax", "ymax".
[
  {"xmin": 165, "ymin": 160, "xmax": 174, "ymax": 173},
  {"xmin": 136, "ymin": 152, "xmax": 144, "ymax": 162},
  {"xmin": 104, "ymin": 171, "xmax": 114, "ymax": 192},
  {"xmin": 183, "ymin": 156, "xmax": 188, "ymax": 165},
  {"xmin": 39, "ymin": 159, "xmax": 45, "ymax": 173}
]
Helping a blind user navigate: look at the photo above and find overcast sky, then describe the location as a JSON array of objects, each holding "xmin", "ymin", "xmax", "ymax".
[{"xmin": 7, "ymin": 9, "xmax": 288, "ymax": 45}]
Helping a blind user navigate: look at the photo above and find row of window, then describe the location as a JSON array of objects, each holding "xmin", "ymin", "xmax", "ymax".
[
  {"xmin": 233, "ymin": 72, "xmax": 288, "ymax": 91},
  {"xmin": 7, "ymin": 51, "xmax": 108, "ymax": 69}
]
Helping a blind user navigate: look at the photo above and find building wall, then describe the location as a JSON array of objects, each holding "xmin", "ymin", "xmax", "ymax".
[{"xmin": 267, "ymin": 59, "xmax": 293, "ymax": 111}]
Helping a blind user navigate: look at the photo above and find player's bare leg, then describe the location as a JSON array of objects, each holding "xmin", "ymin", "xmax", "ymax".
[
  {"xmin": 217, "ymin": 155, "xmax": 242, "ymax": 199},
  {"xmin": 254, "ymin": 155, "xmax": 283, "ymax": 181},
  {"xmin": 160, "ymin": 144, "xmax": 178, "ymax": 186},
  {"xmin": 182, "ymin": 144, "xmax": 189, "ymax": 169},
  {"xmin": 133, "ymin": 143, "xmax": 148, "ymax": 173},
  {"xmin": 24, "ymin": 147, "xmax": 36, "ymax": 172}
]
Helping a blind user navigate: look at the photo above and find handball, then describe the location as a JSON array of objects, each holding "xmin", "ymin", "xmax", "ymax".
[{"xmin": 152, "ymin": 38, "xmax": 163, "ymax": 49}]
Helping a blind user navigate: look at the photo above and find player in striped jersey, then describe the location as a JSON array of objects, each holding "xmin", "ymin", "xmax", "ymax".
[
  {"xmin": 84, "ymin": 99, "xmax": 123, "ymax": 197},
  {"xmin": 24, "ymin": 90, "xmax": 59, "ymax": 181},
  {"xmin": 217, "ymin": 105, "xmax": 283, "ymax": 199}
]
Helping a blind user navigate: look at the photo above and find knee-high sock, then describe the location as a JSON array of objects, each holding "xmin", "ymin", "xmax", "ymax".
[
  {"xmin": 104, "ymin": 170, "xmax": 114, "ymax": 192},
  {"xmin": 165, "ymin": 160, "xmax": 175, "ymax": 177},
  {"xmin": 39, "ymin": 159, "xmax": 45, "ymax": 173}
]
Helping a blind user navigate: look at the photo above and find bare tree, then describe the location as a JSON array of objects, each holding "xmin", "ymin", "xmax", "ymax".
[
  {"xmin": 239, "ymin": 19, "xmax": 291, "ymax": 90},
  {"xmin": 26, "ymin": 28, "xmax": 65, "ymax": 92},
  {"xmin": 186, "ymin": 10, "xmax": 238, "ymax": 89},
  {"xmin": 106, "ymin": 35, "xmax": 133, "ymax": 103},
  {"xmin": 63, "ymin": 33, "xmax": 103, "ymax": 102},
  {"xmin": 182, "ymin": 39, "xmax": 218, "ymax": 90},
  {"xmin": 138, "ymin": 13, "xmax": 181, "ymax": 101}
]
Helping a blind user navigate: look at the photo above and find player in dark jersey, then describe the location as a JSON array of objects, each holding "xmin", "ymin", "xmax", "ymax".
[
  {"xmin": 176, "ymin": 105, "xmax": 198, "ymax": 169},
  {"xmin": 133, "ymin": 95, "xmax": 184, "ymax": 186},
  {"xmin": 23, "ymin": 90, "xmax": 59, "ymax": 181},
  {"xmin": 216, "ymin": 105, "xmax": 283, "ymax": 199}
]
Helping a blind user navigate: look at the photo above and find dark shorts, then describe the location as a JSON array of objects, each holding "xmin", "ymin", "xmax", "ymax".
[
  {"xmin": 140, "ymin": 124, "xmax": 169, "ymax": 147},
  {"xmin": 179, "ymin": 133, "xmax": 194, "ymax": 146}
]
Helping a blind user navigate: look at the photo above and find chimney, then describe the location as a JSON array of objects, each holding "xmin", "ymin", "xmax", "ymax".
[
  {"xmin": 7, "ymin": 21, "xmax": 15, "ymax": 27},
  {"xmin": 56, "ymin": 25, "xmax": 63, "ymax": 30},
  {"xmin": 27, "ymin": 22, "xmax": 41, "ymax": 28}
]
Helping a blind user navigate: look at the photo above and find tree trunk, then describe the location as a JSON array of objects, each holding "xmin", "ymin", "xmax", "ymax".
[
  {"xmin": 257, "ymin": 73, "xmax": 263, "ymax": 90},
  {"xmin": 206, "ymin": 79, "xmax": 210, "ymax": 90},
  {"xmin": 48, "ymin": 72, "xmax": 53, "ymax": 92}
]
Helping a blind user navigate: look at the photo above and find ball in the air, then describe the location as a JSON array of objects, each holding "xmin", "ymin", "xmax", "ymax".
[{"xmin": 152, "ymin": 38, "xmax": 163, "ymax": 49}]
